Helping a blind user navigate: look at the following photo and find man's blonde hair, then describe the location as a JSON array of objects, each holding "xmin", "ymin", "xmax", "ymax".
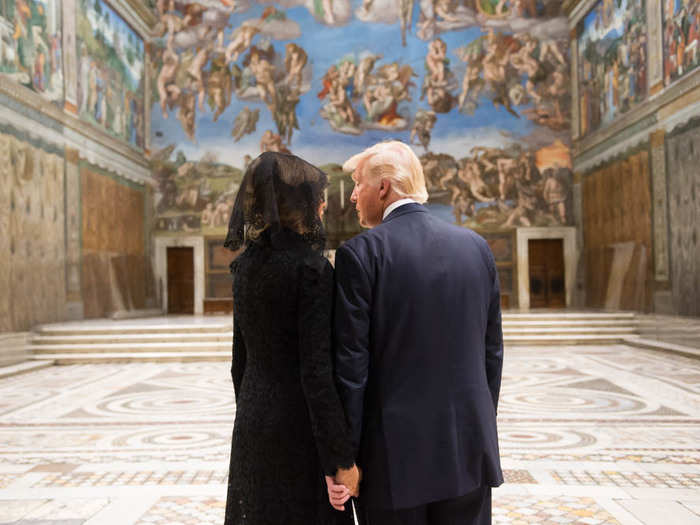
[{"xmin": 343, "ymin": 141, "xmax": 429, "ymax": 203}]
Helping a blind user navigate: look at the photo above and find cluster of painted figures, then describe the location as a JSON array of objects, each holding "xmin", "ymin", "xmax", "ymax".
[
  {"xmin": 578, "ymin": 0, "xmax": 647, "ymax": 136},
  {"xmin": 664, "ymin": 0, "xmax": 700, "ymax": 86},
  {"xmin": 432, "ymin": 30, "xmax": 568, "ymax": 128},
  {"xmin": 152, "ymin": 0, "xmax": 569, "ymax": 150},
  {"xmin": 147, "ymin": 0, "xmax": 574, "ymax": 232},
  {"xmin": 77, "ymin": 43, "xmax": 145, "ymax": 147},
  {"xmin": 155, "ymin": 0, "xmax": 310, "ymax": 145},
  {"xmin": 0, "ymin": 0, "xmax": 63, "ymax": 101},
  {"xmin": 422, "ymin": 145, "xmax": 570, "ymax": 227}
]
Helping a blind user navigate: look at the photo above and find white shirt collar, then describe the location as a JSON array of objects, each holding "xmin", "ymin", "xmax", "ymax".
[{"xmin": 382, "ymin": 198, "xmax": 417, "ymax": 221}]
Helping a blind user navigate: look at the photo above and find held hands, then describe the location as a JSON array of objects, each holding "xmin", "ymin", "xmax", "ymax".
[
  {"xmin": 325, "ymin": 464, "xmax": 361, "ymax": 511},
  {"xmin": 337, "ymin": 464, "xmax": 361, "ymax": 497}
]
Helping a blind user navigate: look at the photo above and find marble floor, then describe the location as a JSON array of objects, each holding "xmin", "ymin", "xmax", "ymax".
[{"xmin": 0, "ymin": 344, "xmax": 698, "ymax": 524}]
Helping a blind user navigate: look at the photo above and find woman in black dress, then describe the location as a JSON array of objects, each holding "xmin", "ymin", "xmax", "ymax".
[{"xmin": 224, "ymin": 152, "xmax": 359, "ymax": 525}]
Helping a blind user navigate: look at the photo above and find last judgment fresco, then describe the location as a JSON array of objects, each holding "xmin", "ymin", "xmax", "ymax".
[{"xmin": 149, "ymin": 0, "xmax": 574, "ymax": 235}]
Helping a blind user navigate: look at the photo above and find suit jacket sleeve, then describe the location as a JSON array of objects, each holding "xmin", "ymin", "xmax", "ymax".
[
  {"xmin": 483, "ymin": 244, "xmax": 504, "ymax": 412},
  {"xmin": 232, "ymin": 315, "xmax": 246, "ymax": 400},
  {"xmin": 333, "ymin": 244, "xmax": 372, "ymax": 456},
  {"xmin": 298, "ymin": 257, "xmax": 355, "ymax": 475}
]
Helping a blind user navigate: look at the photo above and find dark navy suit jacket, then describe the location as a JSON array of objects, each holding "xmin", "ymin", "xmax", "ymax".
[{"xmin": 333, "ymin": 203, "xmax": 503, "ymax": 510}]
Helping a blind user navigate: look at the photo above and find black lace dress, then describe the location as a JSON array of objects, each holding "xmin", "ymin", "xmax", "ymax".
[{"xmin": 225, "ymin": 229, "xmax": 355, "ymax": 525}]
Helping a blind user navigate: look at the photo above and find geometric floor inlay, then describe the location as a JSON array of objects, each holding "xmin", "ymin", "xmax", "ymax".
[
  {"xmin": 503, "ymin": 469, "xmax": 538, "ymax": 484},
  {"xmin": 493, "ymin": 495, "xmax": 621, "ymax": 524},
  {"xmin": 134, "ymin": 495, "xmax": 624, "ymax": 525},
  {"xmin": 1, "ymin": 342, "xmax": 699, "ymax": 524},
  {"xmin": 551, "ymin": 469, "xmax": 700, "ymax": 488},
  {"xmin": 134, "ymin": 496, "xmax": 226, "ymax": 525},
  {"xmin": 31, "ymin": 470, "xmax": 230, "ymax": 488}
]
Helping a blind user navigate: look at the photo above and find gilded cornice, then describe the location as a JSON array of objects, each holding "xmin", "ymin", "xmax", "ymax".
[
  {"xmin": 0, "ymin": 77, "xmax": 153, "ymax": 185},
  {"xmin": 573, "ymin": 69, "xmax": 700, "ymax": 161},
  {"xmin": 122, "ymin": 0, "xmax": 158, "ymax": 31}
]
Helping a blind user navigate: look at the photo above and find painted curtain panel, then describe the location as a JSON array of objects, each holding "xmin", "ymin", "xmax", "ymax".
[
  {"xmin": 0, "ymin": 130, "xmax": 66, "ymax": 332},
  {"xmin": 76, "ymin": 0, "xmax": 145, "ymax": 148},
  {"xmin": 578, "ymin": 0, "xmax": 648, "ymax": 137},
  {"xmin": 663, "ymin": 0, "xmax": 700, "ymax": 86},
  {"xmin": 81, "ymin": 165, "xmax": 150, "ymax": 318},
  {"xmin": 150, "ymin": 0, "xmax": 573, "ymax": 239},
  {"xmin": 0, "ymin": 0, "xmax": 63, "ymax": 102}
]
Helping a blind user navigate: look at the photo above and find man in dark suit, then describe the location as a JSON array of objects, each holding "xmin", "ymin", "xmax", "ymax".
[{"xmin": 331, "ymin": 141, "xmax": 503, "ymax": 524}]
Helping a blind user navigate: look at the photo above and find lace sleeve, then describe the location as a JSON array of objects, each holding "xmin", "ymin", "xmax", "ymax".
[
  {"xmin": 232, "ymin": 315, "xmax": 246, "ymax": 400},
  {"xmin": 298, "ymin": 256, "xmax": 356, "ymax": 476}
]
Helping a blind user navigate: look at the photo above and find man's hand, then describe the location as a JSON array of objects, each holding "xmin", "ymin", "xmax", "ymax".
[
  {"xmin": 325, "ymin": 475, "xmax": 350, "ymax": 511},
  {"xmin": 335, "ymin": 464, "xmax": 361, "ymax": 497}
]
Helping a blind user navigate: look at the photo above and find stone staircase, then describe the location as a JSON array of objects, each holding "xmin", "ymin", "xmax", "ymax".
[
  {"xmin": 29, "ymin": 317, "xmax": 233, "ymax": 364},
  {"xmin": 502, "ymin": 312, "xmax": 638, "ymax": 346},
  {"xmin": 25, "ymin": 312, "xmax": 643, "ymax": 364}
]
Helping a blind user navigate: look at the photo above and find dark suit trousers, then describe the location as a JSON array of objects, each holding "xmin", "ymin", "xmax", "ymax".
[{"xmin": 360, "ymin": 486, "xmax": 491, "ymax": 525}]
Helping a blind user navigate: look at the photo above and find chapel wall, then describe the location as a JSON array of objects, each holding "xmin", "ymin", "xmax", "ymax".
[
  {"xmin": 567, "ymin": 0, "xmax": 700, "ymax": 314},
  {"xmin": 0, "ymin": 0, "xmax": 156, "ymax": 333}
]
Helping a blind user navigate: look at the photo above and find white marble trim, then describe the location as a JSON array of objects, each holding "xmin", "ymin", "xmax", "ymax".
[
  {"xmin": 574, "ymin": 99, "xmax": 700, "ymax": 173},
  {"xmin": 0, "ymin": 103, "xmax": 152, "ymax": 185},
  {"xmin": 515, "ymin": 227, "xmax": 578, "ymax": 310},
  {"xmin": 154, "ymin": 236, "xmax": 206, "ymax": 316}
]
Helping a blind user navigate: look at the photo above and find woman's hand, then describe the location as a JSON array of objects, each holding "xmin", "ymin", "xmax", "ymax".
[{"xmin": 325, "ymin": 475, "xmax": 350, "ymax": 511}]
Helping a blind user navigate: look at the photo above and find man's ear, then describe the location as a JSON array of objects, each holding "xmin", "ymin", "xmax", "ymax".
[{"xmin": 379, "ymin": 178, "xmax": 391, "ymax": 201}]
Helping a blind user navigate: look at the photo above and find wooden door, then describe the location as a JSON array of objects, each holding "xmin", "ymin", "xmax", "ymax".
[
  {"xmin": 528, "ymin": 239, "xmax": 565, "ymax": 308},
  {"xmin": 167, "ymin": 247, "xmax": 194, "ymax": 314}
]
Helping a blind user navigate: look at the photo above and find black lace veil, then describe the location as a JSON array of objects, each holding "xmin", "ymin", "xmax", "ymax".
[{"xmin": 224, "ymin": 151, "xmax": 328, "ymax": 253}]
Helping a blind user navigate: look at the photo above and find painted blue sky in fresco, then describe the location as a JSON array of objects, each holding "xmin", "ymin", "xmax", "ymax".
[
  {"xmin": 579, "ymin": 0, "xmax": 639, "ymax": 45},
  {"xmin": 151, "ymin": 1, "xmax": 550, "ymax": 168},
  {"xmin": 84, "ymin": 0, "xmax": 145, "ymax": 89}
]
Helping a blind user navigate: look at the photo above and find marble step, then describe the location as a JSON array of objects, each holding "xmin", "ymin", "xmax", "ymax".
[
  {"xmin": 32, "ymin": 332, "xmax": 234, "ymax": 345},
  {"xmin": 502, "ymin": 327, "xmax": 637, "ymax": 335},
  {"xmin": 30, "ymin": 352, "xmax": 230, "ymax": 364},
  {"xmin": 623, "ymin": 337, "xmax": 700, "ymax": 359},
  {"xmin": 503, "ymin": 334, "xmax": 626, "ymax": 345},
  {"xmin": 38, "ymin": 325, "xmax": 232, "ymax": 336},
  {"xmin": 0, "ymin": 360, "xmax": 54, "ymax": 379},
  {"xmin": 31, "ymin": 338, "xmax": 627, "ymax": 363},
  {"xmin": 31, "ymin": 327, "xmax": 636, "ymax": 347},
  {"xmin": 502, "ymin": 312, "xmax": 636, "ymax": 320},
  {"xmin": 502, "ymin": 319, "xmax": 638, "ymax": 327},
  {"xmin": 30, "ymin": 341, "xmax": 231, "ymax": 355}
]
